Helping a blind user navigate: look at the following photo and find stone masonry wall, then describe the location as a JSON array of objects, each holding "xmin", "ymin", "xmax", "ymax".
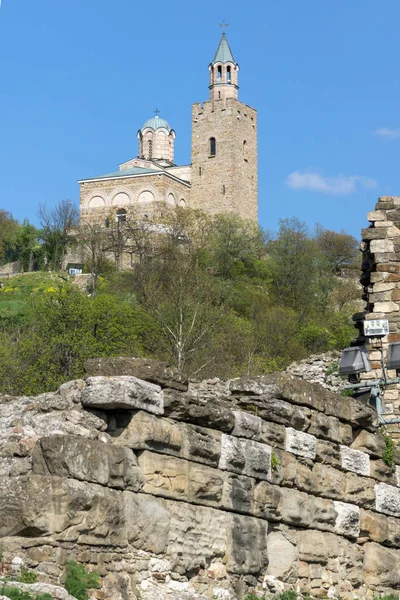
[
  {"xmin": 360, "ymin": 196, "xmax": 400, "ymax": 430},
  {"xmin": 1, "ymin": 358, "xmax": 400, "ymax": 599},
  {"xmin": 191, "ymin": 97, "xmax": 258, "ymax": 223}
]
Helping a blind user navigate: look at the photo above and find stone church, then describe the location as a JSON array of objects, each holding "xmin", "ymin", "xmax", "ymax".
[{"xmin": 79, "ymin": 32, "xmax": 258, "ymax": 225}]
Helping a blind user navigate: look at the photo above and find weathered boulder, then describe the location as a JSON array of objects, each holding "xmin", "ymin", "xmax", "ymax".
[{"xmin": 84, "ymin": 357, "xmax": 189, "ymax": 391}]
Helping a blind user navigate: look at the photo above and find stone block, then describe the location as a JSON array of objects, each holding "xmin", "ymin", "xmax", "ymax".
[
  {"xmin": 297, "ymin": 530, "xmax": 340, "ymax": 564},
  {"xmin": 163, "ymin": 388, "xmax": 235, "ymax": 432},
  {"xmin": 373, "ymin": 281, "xmax": 397, "ymax": 292},
  {"xmin": 315, "ymin": 439, "xmax": 341, "ymax": 468},
  {"xmin": 359, "ymin": 509, "xmax": 388, "ymax": 544},
  {"xmin": 345, "ymin": 472, "xmax": 376, "ymax": 508},
  {"xmin": 260, "ymin": 420, "xmax": 285, "ymax": 447},
  {"xmin": 137, "ymin": 451, "xmax": 224, "ymax": 507},
  {"xmin": 367, "ymin": 210, "xmax": 386, "ymax": 222},
  {"xmin": 370, "ymin": 239, "xmax": 395, "ymax": 253},
  {"xmin": 361, "ymin": 228, "xmax": 387, "ymax": 240},
  {"xmin": 375, "ymin": 482, "xmax": 400, "ymax": 517},
  {"xmin": 340, "ymin": 446, "xmax": 370, "ymax": 476},
  {"xmin": 219, "ymin": 434, "xmax": 271, "ymax": 480},
  {"xmin": 0, "ymin": 474, "xmax": 128, "ymax": 546},
  {"xmin": 232, "ymin": 411, "xmax": 262, "ymax": 440},
  {"xmin": 124, "ymin": 491, "xmax": 171, "ymax": 554},
  {"xmin": 81, "ymin": 376, "xmax": 164, "ymax": 414},
  {"xmin": 350, "ymin": 429, "xmax": 386, "ymax": 458},
  {"xmin": 84, "ymin": 357, "xmax": 189, "ymax": 391},
  {"xmin": 111, "ymin": 410, "xmax": 184, "ymax": 453},
  {"xmin": 396, "ymin": 465, "xmax": 400, "ymax": 487},
  {"xmin": 308, "ymin": 412, "xmax": 341, "ymax": 443},
  {"xmin": 333, "ymin": 501, "xmax": 360, "ymax": 538},
  {"xmin": 370, "ymin": 458, "xmax": 397, "ymax": 484},
  {"xmin": 32, "ymin": 435, "xmax": 145, "ymax": 491},
  {"xmin": 226, "ymin": 513, "xmax": 269, "ymax": 575},
  {"xmin": 285, "ymin": 428, "xmax": 316, "ymax": 459},
  {"xmin": 373, "ymin": 301, "xmax": 400, "ymax": 313},
  {"xmin": 266, "ymin": 532, "xmax": 298, "ymax": 583},
  {"xmin": 364, "ymin": 542, "xmax": 400, "ymax": 587}
]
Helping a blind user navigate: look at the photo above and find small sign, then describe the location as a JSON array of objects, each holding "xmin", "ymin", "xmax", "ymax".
[{"xmin": 363, "ymin": 319, "xmax": 389, "ymax": 337}]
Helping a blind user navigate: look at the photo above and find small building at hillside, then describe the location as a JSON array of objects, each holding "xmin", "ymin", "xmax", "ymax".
[{"xmin": 78, "ymin": 31, "xmax": 258, "ymax": 226}]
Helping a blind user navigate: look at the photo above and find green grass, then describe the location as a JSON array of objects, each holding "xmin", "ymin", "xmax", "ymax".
[{"xmin": 0, "ymin": 272, "xmax": 70, "ymax": 325}]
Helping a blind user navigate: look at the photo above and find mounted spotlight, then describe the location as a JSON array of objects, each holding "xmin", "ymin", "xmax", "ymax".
[
  {"xmin": 339, "ymin": 346, "xmax": 372, "ymax": 383},
  {"xmin": 387, "ymin": 342, "xmax": 400, "ymax": 374}
]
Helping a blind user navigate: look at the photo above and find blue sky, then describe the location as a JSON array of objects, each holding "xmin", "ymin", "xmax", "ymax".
[{"xmin": 1, "ymin": 0, "xmax": 400, "ymax": 238}]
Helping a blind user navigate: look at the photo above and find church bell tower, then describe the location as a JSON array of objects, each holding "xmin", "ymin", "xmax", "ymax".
[{"xmin": 190, "ymin": 27, "xmax": 258, "ymax": 222}]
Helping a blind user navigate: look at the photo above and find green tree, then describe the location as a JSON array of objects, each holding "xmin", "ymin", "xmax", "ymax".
[
  {"xmin": 38, "ymin": 200, "xmax": 79, "ymax": 270},
  {"xmin": 4, "ymin": 286, "xmax": 146, "ymax": 395},
  {"xmin": 314, "ymin": 225, "xmax": 360, "ymax": 275},
  {"xmin": 268, "ymin": 218, "xmax": 328, "ymax": 320}
]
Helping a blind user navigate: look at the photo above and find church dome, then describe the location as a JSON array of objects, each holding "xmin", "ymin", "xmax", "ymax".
[{"xmin": 141, "ymin": 115, "xmax": 172, "ymax": 132}]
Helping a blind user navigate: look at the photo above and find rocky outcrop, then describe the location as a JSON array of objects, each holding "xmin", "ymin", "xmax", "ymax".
[{"xmin": 0, "ymin": 364, "xmax": 399, "ymax": 599}]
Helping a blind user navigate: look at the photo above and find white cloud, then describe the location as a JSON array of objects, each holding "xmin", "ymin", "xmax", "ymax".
[
  {"xmin": 285, "ymin": 170, "xmax": 377, "ymax": 196},
  {"xmin": 372, "ymin": 127, "xmax": 400, "ymax": 140}
]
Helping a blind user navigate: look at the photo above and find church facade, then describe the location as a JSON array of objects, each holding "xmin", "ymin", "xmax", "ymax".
[{"xmin": 79, "ymin": 32, "xmax": 258, "ymax": 225}]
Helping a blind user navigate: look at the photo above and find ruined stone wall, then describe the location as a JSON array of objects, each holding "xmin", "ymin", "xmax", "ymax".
[
  {"xmin": 1, "ymin": 359, "xmax": 400, "ymax": 599},
  {"xmin": 360, "ymin": 196, "xmax": 400, "ymax": 429}
]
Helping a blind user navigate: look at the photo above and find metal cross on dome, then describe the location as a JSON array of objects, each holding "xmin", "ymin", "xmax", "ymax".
[
  {"xmin": 154, "ymin": 108, "xmax": 160, "ymax": 117},
  {"xmin": 219, "ymin": 20, "xmax": 229, "ymax": 31}
]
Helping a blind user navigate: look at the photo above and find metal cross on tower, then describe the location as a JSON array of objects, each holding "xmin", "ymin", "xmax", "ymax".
[{"xmin": 219, "ymin": 20, "xmax": 229, "ymax": 31}]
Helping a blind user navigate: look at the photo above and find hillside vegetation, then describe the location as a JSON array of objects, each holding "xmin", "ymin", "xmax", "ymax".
[{"xmin": 0, "ymin": 208, "xmax": 361, "ymax": 396}]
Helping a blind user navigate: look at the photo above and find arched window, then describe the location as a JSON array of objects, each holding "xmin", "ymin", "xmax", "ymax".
[
  {"xmin": 227, "ymin": 66, "xmax": 231, "ymax": 83},
  {"xmin": 209, "ymin": 137, "xmax": 216, "ymax": 157},
  {"xmin": 148, "ymin": 140, "xmax": 153, "ymax": 159},
  {"xmin": 243, "ymin": 140, "xmax": 248, "ymax": 161},
  {"xmin": 116, "ymin": 208, "xmax": 127, "ymax": 224},
  {"xmin": 217, "ymin": 65, "xmax": 222, "ymax": 81},
  {"xmin": 218, "ymin": 91, "xmax": 221, "ymax": 99}
]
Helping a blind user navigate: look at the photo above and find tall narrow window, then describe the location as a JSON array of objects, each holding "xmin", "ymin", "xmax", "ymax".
[
  {"xmin": 243, "ymin": 140, "xmax": 248, "ymax": 161},
  {"xmin": 199, "ymin": 167, "xmax": 202, "ymax": 176},
  {"xmin": 227, "ymin": 66, "xmax": 231, "ymax": 83},
  {"xmin": 218, "ymin": 91, "xmax": 221, "ymax": 99},
  {"xmin": 217, "ymin": 65, "xmax": 222, "ymax": 81},
  {"xmin": 209, "ymin": 137, "xmax": 216, "ymax": 157},
  {"xmin": 148, "ymin": 140, "xmax": 153, "ymax": 159},
  {"xmin": 222, "ymin": 185, "xmax": 226, "ymax": 195},
  {"xmin": 116, "ymin": 208, "xmax": 127, "ymax": 224}
]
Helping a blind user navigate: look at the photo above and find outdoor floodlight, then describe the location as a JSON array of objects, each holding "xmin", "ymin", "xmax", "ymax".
[
  {"xmin": 339, "ymin": 346, "xmax": 371, "ymax": 382},
  {"xmin": 387, "ymin": 342, "xmax": 400, "ymax": 371},
  {"xmin": 363, "ymin": 319, "xmax": 389, "ymax": 338}
]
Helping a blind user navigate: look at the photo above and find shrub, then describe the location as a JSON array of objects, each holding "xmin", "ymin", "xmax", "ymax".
[
  {"xmin": 18, "ymin": 570, "xmax": 38, "ymax": 584},
  {"xmin": 64, "ymin": 561, "xmax": 100, "ymax": 600},
  {"xmin": 0, "ymin": 585, "xmax": 52, "ymax": 600},
  {"xmin": 382, "ymin": 433, "xmax": 396, "ymax": 469}
]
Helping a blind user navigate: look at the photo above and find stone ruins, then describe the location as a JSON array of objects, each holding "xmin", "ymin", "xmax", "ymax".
[
  {"xmin": 1, "ymin": 358, "xmax": 400, "ymax": 599},
  {"xmin": 360, "ymin": 196, "xmax": 400, "ymax": 430}
]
